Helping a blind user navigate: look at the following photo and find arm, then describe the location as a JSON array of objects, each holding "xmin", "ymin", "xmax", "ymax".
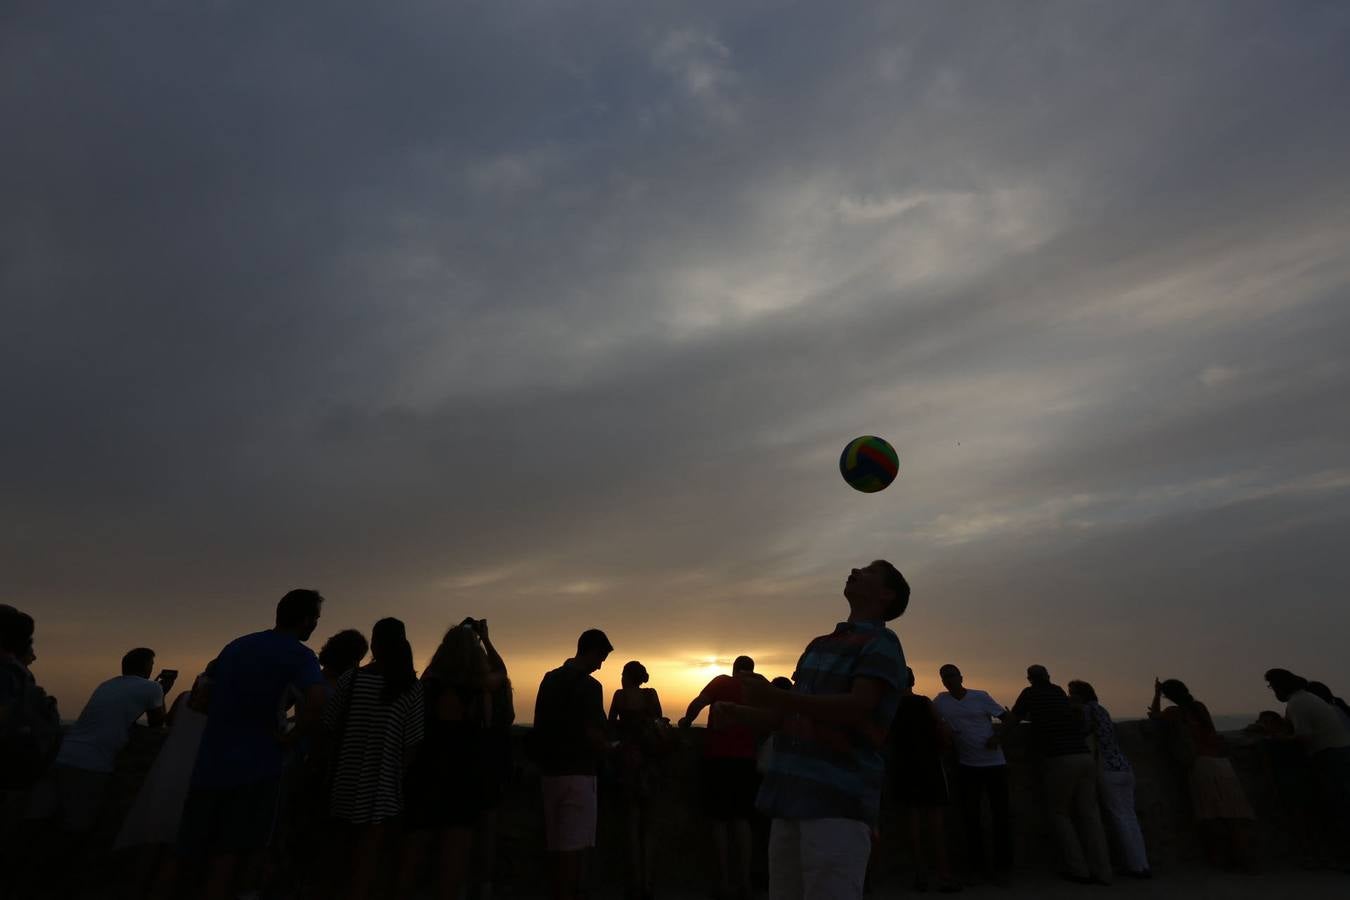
[
  {"xmin": 1148, "ymin": 678, "xmax": 1164, "ymax": 720},
  {"xmin": 744, "ymin": 675, "xmax": 889, "ymax": 728},
  {"xmin": 680, "ymin": 684, "xmax": 715, "ymax": 728},
  {"xmin": 144, "ymin": 678, "xmax": 170, "ymax": 728},
  {"xmin": 286, "ymin": 682, "xmax": 331, "ymax": 746},
  {"xmin": 586, "ymin": 682, "xmax": 610, "ymax": 751},
  {"xmin": 711, "ymin": 701, "xmax": 785, "ymax": 734},
  {"xmin": 608, "ymin": 691, "xmax": 621, "ymax": 725},
  {"xmin": 476, "ymin": 620, "xmax": 507, "ymax": 676},
  {"xmin": 146, "ymin": 703, "xmax": 169, "ymax": 729}
]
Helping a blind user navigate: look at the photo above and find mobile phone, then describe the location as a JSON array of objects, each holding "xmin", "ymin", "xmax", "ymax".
[{"xmin": 158, "ymin": 669, "xmax": 179, "ymax": 681}]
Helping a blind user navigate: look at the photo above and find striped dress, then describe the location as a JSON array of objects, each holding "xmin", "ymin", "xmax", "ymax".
[{"xmin": 324, "ymin": 668, "xmax": 425, "ymax": 824}]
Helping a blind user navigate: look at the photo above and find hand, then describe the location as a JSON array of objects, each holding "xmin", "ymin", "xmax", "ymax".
[
  {"xmin": 677, "ymin": 716, "xmax": 692, "ymax": 730},
  {"xmin": 157, "ymin": 672, "xmax": 178, "ymax": 693},
  {"xmin": 1153, "ymin": 677, "xmax": 1162, "ymax": 696},
  {"xmin": 474, "ymin": 618, "xmax": 489, "ymax": 641}
]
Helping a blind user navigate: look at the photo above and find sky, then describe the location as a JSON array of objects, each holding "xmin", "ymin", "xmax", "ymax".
[{"xmin": 4, "ymin": 1, "xmax": 1349, "ymax": 724}]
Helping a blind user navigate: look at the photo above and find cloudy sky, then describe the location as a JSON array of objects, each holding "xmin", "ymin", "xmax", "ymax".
[{"xmin": 5, "ymin": 1, "xmax": 1349, "ymax": 722}]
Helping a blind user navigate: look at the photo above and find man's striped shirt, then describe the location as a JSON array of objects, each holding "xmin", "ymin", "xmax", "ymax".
[{"xmin": 756, "ymin": 620, "xmax": 905, "ymax": 824}]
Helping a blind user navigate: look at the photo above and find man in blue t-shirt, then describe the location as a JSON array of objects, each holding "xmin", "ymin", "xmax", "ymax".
[
  {"xmin": 177, "ymin": 589, "xmax": 326, "ymax": 900},
  {"xmin": 717, "ymin": 560, "xmax": 910, "ymax": 900}
]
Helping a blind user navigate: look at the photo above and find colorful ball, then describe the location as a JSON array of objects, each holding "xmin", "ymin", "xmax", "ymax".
[{"xmin": 839, "ymin": 435, "xmax": 899, "ymax": 493}]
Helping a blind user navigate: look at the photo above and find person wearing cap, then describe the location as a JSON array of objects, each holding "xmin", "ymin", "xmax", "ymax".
[
  {"xmin": 716, "ymin": 560, "xmax": 909, "ymax": 900},
  {"xmin": 681, "ymin": 655, "xmax": 764, "ymax": 900}
]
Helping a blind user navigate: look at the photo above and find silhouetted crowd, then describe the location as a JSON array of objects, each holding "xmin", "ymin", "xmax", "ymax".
[{"xmin": 2, "ymin": 563, "xmax": 1349, "ymax": 900}]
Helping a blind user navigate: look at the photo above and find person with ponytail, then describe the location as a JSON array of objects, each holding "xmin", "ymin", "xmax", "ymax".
[
  {"xmin": 324, "ymin": 617, "xmax": 425, "ymax": 899},
  {"xmin": 1148, "ymin": 677, "xmax": 1255, "ymax": 869}
]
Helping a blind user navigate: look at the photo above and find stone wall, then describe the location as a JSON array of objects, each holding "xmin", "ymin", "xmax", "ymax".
[{"xmin": 102, "ymin": 718, "xmax": 1311, "ymax": 895}]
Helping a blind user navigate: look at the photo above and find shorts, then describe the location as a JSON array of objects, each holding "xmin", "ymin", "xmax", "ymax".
[
  {"xmin": 26, "ymin": 765, "xmax": 110, "ymax": 833},
  {"xmin": 540, "ymin": 775, "xmax": 596, "ymax": 852},
  {"xmin": 700, "ymin": 756, "xmax": 759, "ymax": 821},
  {"xmin": 177, "ymin": 778, "xmax": 281, "ymax": 856}
]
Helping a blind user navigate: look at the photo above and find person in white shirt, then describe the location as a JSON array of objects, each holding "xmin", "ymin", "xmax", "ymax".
[
  {"xmin": 28, "ymin": 647, "xmax": 173, "ymax": 834},
  {"xmin": 1265, "ymin": 668, "xmax": 1350, "ymax": 867},
  {"xmin": 932, "ymin": 664, "xmax": 1012, "ymax": 882}
]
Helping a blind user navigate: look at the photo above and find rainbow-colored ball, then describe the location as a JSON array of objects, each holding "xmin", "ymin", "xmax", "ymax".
[{"xmin": 839, "ymin": 435, "xmax": 899, "ymax": 493}]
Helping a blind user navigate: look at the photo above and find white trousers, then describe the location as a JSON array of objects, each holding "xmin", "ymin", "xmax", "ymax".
[
  {"xmin": 1099, "ymin": 769, "xmax": 1150, "ymax": 874},
  {"xmin": 768, "ymin": 817, "xmax": 872, "ymax": 900}
]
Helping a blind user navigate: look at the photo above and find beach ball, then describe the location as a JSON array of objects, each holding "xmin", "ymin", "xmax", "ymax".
[{"xmin": 839, "ymin": 435, "xmax": 899, "ymax": 493}]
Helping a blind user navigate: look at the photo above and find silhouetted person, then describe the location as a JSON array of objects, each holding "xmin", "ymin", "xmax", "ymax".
[
  {"xmin": 1067, "ymin": 679, "xmax": 1149, "ymax": 878},
  {"xmin": 326, "ymin": 617, "xmax": 423, "ymax": 900},
  {"xmin": 1149, "ymin": 677, "xmax": 1255, "ymax": 869},
  {"xmin": 888, "ymin": 666, "xmax": 957, "ymax": 893},
  {"xmin": 470, "ymin": 617, "xmax": 515, "ymax": 900},
  {"xmin": 610, "ymin": 661, "xmax": 665, "ymax": 900},
  {"xmin": 533, "ymin": 628, "xmax": 613, "ymax": 900},
  {"xmin": 0, "ymin": 605, "xmax": 60, "ymax": 846},
  {"xmin": 399, "ymin": 620, "xmax": 498, "ymax": 900},
  {"xmin": 273, "ymin": 627, "xmax": 369, "ymax": 895},
  {"xmin": 1008, "ymin": 665, "xmax": 1111, "ymax": 884},
  {"xmin": 28, "ymin": 647, "xmax": 171, "ymax": 839},
  {"xmin": 177, "ymin": 589, "xmax": 327, "ymax": 900},
  {"xmin": 1265, "ymin": 668, "xmax": 1350, "ymax": 868},
  {"xmin": 932, "ymin": 664, "xmax": 1011, "ymax": 882},
  {"xmin": 771, "ymin": 677, "xmax": 793, "ymax": 691},
  {"xmin": 718, "ymin": 560, "xmax": 909, "ymax": 900},
  {"xmin": 318, "ymin": 629, "xmax": 370, "ymax": 691},
  {"xmin": 681, "ymin": 655, "xmax": 761, "ymax": 900}
]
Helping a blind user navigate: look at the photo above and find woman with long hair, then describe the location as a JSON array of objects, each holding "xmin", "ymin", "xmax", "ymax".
[
  {"xmin": 1069, "ymin": 679, "xmax": 1149, "ymax": 878},
  {"xmin": 398, "ymin": 621, "xmax": 497, "ymax": 900},
  {"xmin": 324, "ymin": 618, "xmax": 424, "ymax": 900},
  {"xmin": 608, "ymin": 660, "xmax": 666, "ymax": 900},
  {"xmin": 1148, "ymin": 677, "xmax": 1255, "ymax": 869}
]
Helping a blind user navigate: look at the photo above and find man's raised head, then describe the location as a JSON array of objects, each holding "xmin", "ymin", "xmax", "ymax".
[
  {"xmin": 733, "ymin": 655, "xmax": 754, "ymax": 674},
  {"xmin": 844, "ymin": 560, "xmax": 910, "ymax": 621},
  {"xmin": 1027, "ymin": 665, "xmax": 1050, "ymax": 685}
]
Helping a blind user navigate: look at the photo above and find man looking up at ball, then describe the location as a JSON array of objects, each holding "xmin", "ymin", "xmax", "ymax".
[{"xmin": 717, "ymin": 560, "xmax": 908, "ymax": 900}]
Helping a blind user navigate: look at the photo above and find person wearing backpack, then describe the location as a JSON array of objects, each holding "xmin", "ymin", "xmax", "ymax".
[{"xmin": 0, "ymin": 605, "xmax": 61, "ymax": 843}]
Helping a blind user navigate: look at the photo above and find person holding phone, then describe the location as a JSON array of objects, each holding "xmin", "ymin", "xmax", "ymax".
[{"xmin": 28, "ymin": 647, "xmax": 171, "ymax": 837}]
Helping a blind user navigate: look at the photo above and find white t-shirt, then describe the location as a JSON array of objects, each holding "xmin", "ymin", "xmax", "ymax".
[
  {"xmin": 1285, "ymin": 690, "xmax": 1350, "ymax": 755},
  {"xmin": 56, "ymin": 675, "xmax": 164, "ymax": 773},
  {"xmin": 934, "ymin": 689, "xmax": 1008, "ymax": 767}
]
